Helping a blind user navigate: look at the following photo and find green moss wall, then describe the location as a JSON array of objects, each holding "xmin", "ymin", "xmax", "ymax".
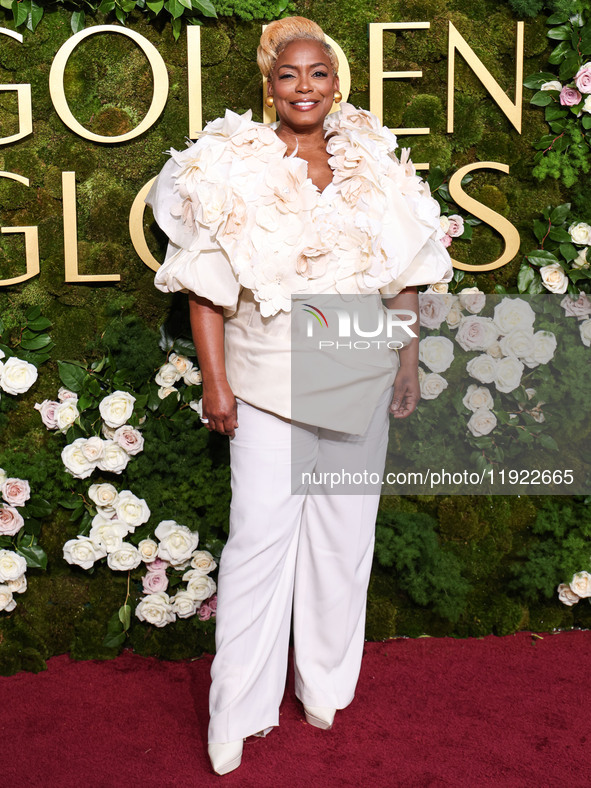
[{"xmin": 0, "ymin": 3, "xmax": 586, "ymax": 674}]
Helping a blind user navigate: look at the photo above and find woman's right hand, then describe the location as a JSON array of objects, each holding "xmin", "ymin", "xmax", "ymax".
[{"xmin": 201, "ymin": 379, "xmax": 238, "ymax": 438}]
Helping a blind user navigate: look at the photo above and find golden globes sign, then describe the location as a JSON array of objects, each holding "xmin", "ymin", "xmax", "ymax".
[{"xmin": 0, "ymin": 19, "xmax": 524, "ymax": 287}]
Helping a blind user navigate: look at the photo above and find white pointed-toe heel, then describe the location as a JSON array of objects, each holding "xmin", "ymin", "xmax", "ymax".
[
  {"xmin": 208, "ymin": 739, "xmax": 243, "ymax": 775},
  {"xmin": 303, "ymin": 705, "xmax": 336, "ymax": 730}
]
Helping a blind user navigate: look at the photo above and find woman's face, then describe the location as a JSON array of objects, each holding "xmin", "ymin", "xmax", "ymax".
[{"xmin": 267, "ymin": 39, "xmax": 339, "ymax": 132}]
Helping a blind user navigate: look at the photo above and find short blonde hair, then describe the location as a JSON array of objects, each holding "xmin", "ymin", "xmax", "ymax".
[{"xmin": 257, "ymin": 16, "xmax": 338, "ymax": 79}]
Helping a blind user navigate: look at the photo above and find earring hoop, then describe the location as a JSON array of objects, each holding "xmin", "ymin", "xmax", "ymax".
[
  {"xmin": 265, "ymin": 96, "xmax": 274, "ymax": 108},
  {"xmin": 333, "ymin": 91, "xmax": 342, "ymax": 104}
]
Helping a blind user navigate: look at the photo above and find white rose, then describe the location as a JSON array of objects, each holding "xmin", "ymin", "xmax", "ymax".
[
  {"xmin": 445, "ymin": 299, "xmax": 463, "ymax": 329},
  {"xmin": 183, "ymin": 570, "xmax": 217, "ymax": 601},
  {"xmin": 138, "ymin": 539, "xmax": 160, "ymax": 563},
  {"xmin": 462, "ymin": 384, "xmax": 494, "ymax": 412},
  {"xmin": 2, "ymin": 478, "xmax": 30, "ymax": 507},
  {"xmin": 6, "ymin": 573, "xmax": 27, "ymax": 594},
  {"xmin": 0, "ymin": 468, "xmax": 6, "ymax": 486},
  {"xmin": 467, "ymin": 407, "xmax": 497, "ymax": 437},
  {"xmin": 523, "ymin": 331, "xmax": 557, "ymax": 367},
  {"xmin": 560, "ymin": 293, "xmax": 591, "ymax": 318},
  {"xmin": 418, "ymin": 336, "xmax": 454, "ymax": 373},
  {"xmin": 55, "ymin": 400, "xmax": 80, "ymax": 433},
  {"xmin": 499, "ymin": 329, "xmax": 535, "ymax": 360},
  {"xmin": 107, "ymin": 543, "xmax": 142, "ymax": 571},
  {"xmin": 89, "ymin": 519, "xmax": 130, "ymax": 552},
  {"xmin": 557, "ymin": 582, "xmax": 580, "ymax": 606},
  {"xmin": 154, "ymin": 363, "xmax": 181, "ymax": 388},
  {"xmin": 170, "ymin": 590, "xmax": 200, "ymax": 619},
  {"xmin": 425, "ymin": 282, "xmax": 449, "ymax": 294},
  {"xmin": 35, "ymin": 399, "xmax": 60, "ymax": 429},
  {"xmin": 169, "ymin": 353, "xmax": 194, "ymax": 376},
  {"xmin": 63, "ymin": 537, "xmax": 107, "ymax": 570},
  {"xmin": 102, "ymin": 423, "xmax": 116, "ymax": 440},
  {"xmin": 419, "ymin": 293, "xmax": 452, "ymax": 329},
  {"xmin": 540, "ymin": 80, "xmax": 562, "ymax": 91},
  {"xmin": 0, "ymin": 585, "xmax": 16, "ymax": 612},
  {"xmin": 439, "ymin": 215, "xmax": 450, "ymax": 234},
  {"xmin": 183, "ymin": 368, "xmax": 203, "ymax": 386},
  {"xmin": 58, "ymin": 387, "xmax": 78, "ymax": 402},
  {"xmin": 189, "ymin": 399, "xmax": 203, "ymax": 415},
  {"xmin": 493, "ymin": 298, "xmax": 536, "ymax": 335},
  {"xmin": 494, "ymin": 356, "xmax": 524, "ymax": 393},
  {"xmin": 61, "ymin": 439, "xmax": 96, "ymax": 479},
  {"xmin": 80, "ymin": 436, "xmax": 105, "ymax": 462},
  {"xmin": 115, "ymin": 490, "xmax": 150, "ymax": 528},
  {"xmin": 190, "ymin": 550, "xmax": 218, "ymax": 575},
  {"xmin": 456, "ymin": 316, "xmax": 499, "ymax": 352},
  {"xmin": 466, "ymin": 354, "xmax": 498, "ymax": 384},
  {"xmin": 569, "ymin": 222, "xmax": 591, "ymax": 245},
  {"xmin": 99, "ymin": 391, "xmax": 136, "ymax": 429},
  {"xmin": 0, "ymin": 548, "xmax": 27, "ymax": 581},
  {"xmin": 155, "ymin": 520, "xmax": 199, "ymax": 566},
  {"xmin": 158, "ymin": 386, "xmax": 180, "ymax": 400},
  {"xmin": 486, "ymin": 341, "xmax": 503, "ymax": 359},
  {"xmin": 420, "ymin": 372, "xmax": 448, "ymax": 400},
  {"xmin": 113, "ymin": 425, "xmax": 144, "ymax": 456},
  {"xmin": 0, "ymin": 505, "xmax": 25, "ymax": 536},
  {"xmin": 458, "ymin": 287, "xmax": 486, "ymax": 314},
  {"xmin": 572, "ymin": 247, "xmax": 590, "ymax": 269},
  {"xmin": 540, "ymin": 262, "xmax": 568, "ymax": 294},
  {"xmin": 0, "ymin": 356, "xmax": 38, "ymax": 395},
  {"xmin": 447, "ymin": 214, "xmax": 465, "ymax": 239},
  {"xmin": 580, "ymin": 319, "xmax": 591, "ymax": 347},
  {"xmin": 569, "ymin": 571, "xmax": 591, "ymax": 598},
  {"xmin": 88, "ymin": 483, "xmax": 119, "ymax": 509},
  {"xmin": 96, "ymin": 441, "xmax": 130, "ymax": 474},
  {"xmin": 135, "ymin": 592, "xmax": 176, "ymax": 627}
]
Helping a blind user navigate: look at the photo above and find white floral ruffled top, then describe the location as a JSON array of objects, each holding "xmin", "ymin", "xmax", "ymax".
[
  {"xmin": 146, "ymin": 103, "xmax": 453, "ymax": 428},
  {"xmin": 147, "ymin": 102, "xmax": 453, "ymax": 318}
]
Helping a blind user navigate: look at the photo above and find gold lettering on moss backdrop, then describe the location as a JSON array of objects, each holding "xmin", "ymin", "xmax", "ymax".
[
  {"xmin": 0, "ymin": 29, "xmax": 33, "ymax": 146},
  {"xmin": 0, "ymin": 172, "xmax": 39, "ymax": 284},
  {"xmin": 49, "ymin": 25, "xmax": 169, "ymax": 144},
  {"xmin": 448, "ymin": 163, "xmax": 521, "ymax": 272},
  {"xmin": 0, "ymin": 19, "xmax": 527, "ymax": 287}
]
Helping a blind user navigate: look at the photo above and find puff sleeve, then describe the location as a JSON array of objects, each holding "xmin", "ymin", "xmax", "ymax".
[{"xmin": 145, "ymin": 151, "xmax": 241, "ymax": 317}]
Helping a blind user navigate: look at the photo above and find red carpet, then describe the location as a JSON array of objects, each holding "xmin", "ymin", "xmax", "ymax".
[{"xmin": 2, "ymin": 632, "xmax": 590, "ymax": 787}]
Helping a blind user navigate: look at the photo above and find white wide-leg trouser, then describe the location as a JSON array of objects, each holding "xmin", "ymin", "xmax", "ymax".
[{"xmin": 207, "ymin": 388, "xmax": 392, "ymax": 744}]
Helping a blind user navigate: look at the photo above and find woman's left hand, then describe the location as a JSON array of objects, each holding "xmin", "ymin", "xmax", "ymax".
[{"xmin": 389, "ymin": 368, "xmax": 420, "ymax": 419}]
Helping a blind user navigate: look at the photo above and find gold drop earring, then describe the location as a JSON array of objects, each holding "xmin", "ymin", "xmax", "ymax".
[
  {"xmin": 265, "ymin": 96, "xmax": 274, "ymax": 107},
  {"xmin": 333, "ymin": 91, "xmax": 342, "ymax": 103}
]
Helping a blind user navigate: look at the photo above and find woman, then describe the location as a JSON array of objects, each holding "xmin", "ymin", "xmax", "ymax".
[{"xmin": 146, "ymin": 16, "xmax": 452, "ymax": 776}]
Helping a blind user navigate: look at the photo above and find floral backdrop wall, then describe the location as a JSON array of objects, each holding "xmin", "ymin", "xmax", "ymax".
[{"xmin": 1, "ymin": 0, "xmax": 590, "ymax": 675}]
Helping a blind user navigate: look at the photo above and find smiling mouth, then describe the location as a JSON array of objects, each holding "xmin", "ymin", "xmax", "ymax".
[{"xmin": 291, "ymin": 100, "xmax": 319, "ymax": 109}]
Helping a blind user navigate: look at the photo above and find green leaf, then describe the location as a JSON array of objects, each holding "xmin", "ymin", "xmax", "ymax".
[
  {"xmin": 546, "ymin": 12, "xmax": 570, "ymax": 24},
  {"xmin": 118, "ymin": 603, "xmax": 132, "ymax": 630},
  {"xmin": 58, "ymin": 361, "xmax": 87, "ymax": 392},
  {"xmin": 70, "ymin": 9, "xmax": 85, "ymax": 33},
  {"xmin": 172, "ymin": 337, "xmax": 196, "ymax": 356},
  {"xmin": 426, "ymin": 167, "xmax": 445, "ymax": 191},
  {"xmin": 12, "ymin": 0, "xmax": 29, "ymax": 27},
  {"xmin": 582, "ymin": 115, "xmax": 591, "ymax": 130},
  {"xmin": 559, "ymin": 51, "xmax": 581, "ymax": 81},
  {"xmin": 165, "ymin": 0, "xmax": 184, "ymax": 18},
  {"xmin": 17, "ymin": 544, "xmax": 47, "ymax": 570},
  {"xmin": 98, "ymin": 0, "xmax": 116, "ymax": 11},
  {"xmin": 548, "ymin": 41, "xmax": 570, "ymax": 64},
  {"xmin": 171, "ymin": 15, "xmax": 182, "ymax": 39},
  {"xmin": 549, "ymin": 203, "xmax": 571, "ymax": 224},
  {"xmin": 20, "ymin": 334, "xmax": 51, "ymax": 350},
  {"xmin": 23, "ymin": 496, "xmax": 52, "ymax": 518},
  {"xmin": 526, "ymin": 250, "xmax": 560, "ymax": 267},
  {"xmin": 547, "ymin": 24, "xmax": 572, "ymax": 40},
  {"xmin": 527, "ymin": 276, "xmax": 545, "ymax": 295},
  {"xmin": 523, "ymin": 71, "xmax": 561, "ymax": 89},
  {"xmin": 146, "ymin": 0, "xmax": 164, "ymax": 10},
  {"xmin": 545, "ymin": 105, "xmax": 568, "ymax": 121},
  {"xmin": 494, "ymin": 284, "xmax": 507, "ymax": 294},
  {"xmin": 559, "ymin": 242, "xmax": 577, "ymax": 262},
  {"xmin": 192, "ymin": 0, "xmax": 217, "ymax": 16},
  {"xmin": 533, "ymin": 219, "xmax": 548, "ymax": 241},
  {"xmin": 102, "ymin": 630, "xmax": 126, "ymax": 649},
  {"xmin": 539, "ymin": 433, "xmax": 559, "ymax": 452},
  {"xmin": 530, "ymin": 91, "xmax": 553, "ymax": 107},
  {"xmin": 26, "ymin": 316, "xmax": 52, "ymax": 332},
  {"xmin": 27, "ymin": 0, "xmax": 43, "ymax": 31},
  {"xmin": 548, "ymin": 227, "xmax": 572, "ymax": 243},
  {"xmin": 25, "ymin": 305, "xmax": 41, "ymax": 321},
  {"xmin": 517, "ymin": 264, "xmax": 534, "ymax": 293}
]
